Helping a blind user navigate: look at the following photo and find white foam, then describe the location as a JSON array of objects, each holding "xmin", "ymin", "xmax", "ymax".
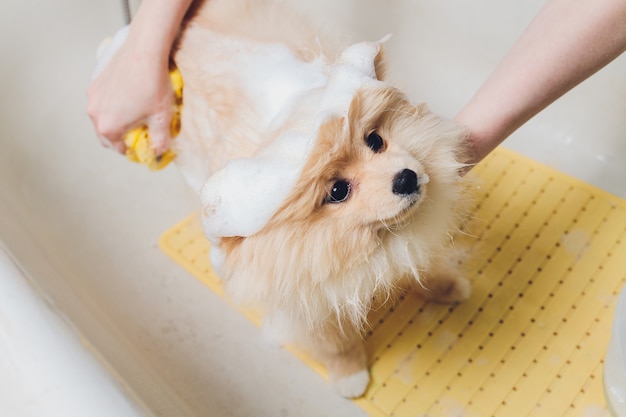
[
  {"xmin": 215, "ymin": 36, "xmax": 329, "ymax": 130},
  {"xmin": 201, "ymin": 129, "xmax": 312, "ymax": 240}
]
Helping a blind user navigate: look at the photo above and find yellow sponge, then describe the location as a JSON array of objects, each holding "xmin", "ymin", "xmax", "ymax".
[{"xmin": 124, "ymin": 68, "xmax": 183, "ymax": 171}]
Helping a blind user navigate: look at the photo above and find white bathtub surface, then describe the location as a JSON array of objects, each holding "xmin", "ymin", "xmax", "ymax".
[
  {"xmin": 606, "ymin": 286, "xmax": 626, "ymax": 416},
  {"xmin": 1, "ymin": 0, "xmax": 625, "ymax": 416},
  {"xmin": 0, "ymin": 245, "xmax": 147, "ymax": 417}
]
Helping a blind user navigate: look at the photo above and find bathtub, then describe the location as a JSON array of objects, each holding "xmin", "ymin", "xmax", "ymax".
[{"xmin": 1, "ymin": 0, "xmax": 625, "ymax": 416}]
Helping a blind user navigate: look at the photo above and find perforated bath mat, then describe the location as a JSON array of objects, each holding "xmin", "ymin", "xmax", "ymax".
[{"xmin": 160, "ymin": 147, "xmax": 626, "ymax": 417}]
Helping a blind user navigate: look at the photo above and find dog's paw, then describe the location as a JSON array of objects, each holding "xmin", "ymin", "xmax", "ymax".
[
  {"xmin": 417, "ymin": 274, "xmax": 471, "ymax": 304},
  {"xmin": 436, "ymin": 275, "xmax": 471, "ymax": 303},
  {"xmin": 333, "ymin": 370, "xmax": 370, "ymax": 398},
  {"xmin": 261, "ymin": 313, "xmax": 294, "ymax": 347}
]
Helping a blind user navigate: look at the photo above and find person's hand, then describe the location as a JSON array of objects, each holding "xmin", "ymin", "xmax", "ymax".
[
  {"xmin": 87, "ymin": 40, "xmax": 174, "ymax": 156},
  {"xmin": 87, "ymin": 40, "xmax": 174, "ymax": 155}
]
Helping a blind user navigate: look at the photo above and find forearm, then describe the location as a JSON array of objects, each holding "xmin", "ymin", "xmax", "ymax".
[
  {"xmin": 456, "ymin": 0, "xmax": 626, "ymax": 164},
  {"xmin": 125, "ymin": 0, "xmax": 194, "ymax": 65}
]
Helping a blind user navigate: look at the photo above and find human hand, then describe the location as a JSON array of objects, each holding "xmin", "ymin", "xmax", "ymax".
[{"xmin": 87, "ymin": 39, "xmax": 174, "ymax": 156}]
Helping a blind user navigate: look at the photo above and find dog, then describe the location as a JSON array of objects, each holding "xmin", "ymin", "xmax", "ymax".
[{"xmin": 175, "ymin": 0, "xmax": 471, "ymax": 398}]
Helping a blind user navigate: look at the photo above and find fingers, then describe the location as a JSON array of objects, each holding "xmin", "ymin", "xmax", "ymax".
[
  {"xmin": 86, "ymin": 53, "xmax": 176, "ymax": 158},
  {"xmin": 87, "ymin": 105, "xmax": 174, "ymax": 157},
  {"xmin": 87, "ymin": 85, "xmax": 128, "ymax": 154},
  {"xmin": 146, "ymin": 110, "xmax": 173, "ymax": 155},
  {"xmin": 89, "ymin": 120, "xmax": 127, "ymax": 154},
  {"xmin": 87, "ymin": 118, "xmax": 127, "ymax": 155},
  {"xmin": 104, "ymin": 137, "xmax": 127, "ymax": 154}
]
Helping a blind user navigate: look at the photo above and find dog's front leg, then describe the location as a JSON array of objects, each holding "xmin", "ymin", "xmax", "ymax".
[{"xmin": 306, "ymin": 318, "xmax": 369, "ymax": 398}]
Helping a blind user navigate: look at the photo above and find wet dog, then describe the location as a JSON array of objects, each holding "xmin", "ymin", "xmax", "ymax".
[{"xmin": 171, "ymin": 0, "xmax": 472, "ymax": 398}]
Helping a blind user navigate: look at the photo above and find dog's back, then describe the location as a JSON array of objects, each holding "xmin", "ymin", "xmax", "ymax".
[
  {"xmin": 172, "ymin": 0, "xmax": 342, "ymax": 191},
  {"xmin": 182, "ymin": 0, "xmax": 340, "ymax": 57}
]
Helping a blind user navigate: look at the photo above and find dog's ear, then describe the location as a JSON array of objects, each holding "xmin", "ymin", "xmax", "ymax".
[
  {"xmin": 320, "ymin": 36, "xmax": 391, "ymax": 119},
  {"xmin": 373, "ymin": 40, "xmax": 387, "ymax": 81},
  {"xmin": 337, "ymin": 35, "xmax": 390, "ymax": 82}
]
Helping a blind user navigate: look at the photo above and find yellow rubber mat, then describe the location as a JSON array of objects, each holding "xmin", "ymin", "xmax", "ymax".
[{"xmin": 159, "ymin": 147, "xmax": 625, "ymax": 417}]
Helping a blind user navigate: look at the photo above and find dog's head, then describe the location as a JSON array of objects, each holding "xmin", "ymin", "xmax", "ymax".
[{"xmin": 280, "ymin": 87, "xmax": 441, "ymax": 230}]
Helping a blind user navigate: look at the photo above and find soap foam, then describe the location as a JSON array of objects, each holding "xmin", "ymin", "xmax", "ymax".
[{"xmin": 201, "ymin": 130, "xmax": 312, "ymax": 241}]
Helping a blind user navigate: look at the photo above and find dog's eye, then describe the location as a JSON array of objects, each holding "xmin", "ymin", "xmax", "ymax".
[
  {"xmin": 366, "ymin": 131, "xmax": 385, "ymax": 153},
  {"xmin": 326, "ymin": 180, "xmax": 351, "ymax": 203}
]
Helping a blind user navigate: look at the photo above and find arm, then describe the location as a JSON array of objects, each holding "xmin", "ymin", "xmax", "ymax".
[
  {"xmin": 455, "ymin": 0, "xmax": 626, "ymax": 165},
  {"xmin": 87, "ymin": 0, "xmax": 193, "ymax": 154}
]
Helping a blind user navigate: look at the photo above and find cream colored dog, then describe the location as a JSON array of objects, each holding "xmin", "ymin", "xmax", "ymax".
[{"xmin": 171, "ymin": 0, "xmax": 472, "ymax": 398}]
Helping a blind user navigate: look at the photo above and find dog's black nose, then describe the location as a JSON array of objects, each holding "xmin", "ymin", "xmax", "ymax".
[{"xmin": 392, "ymin": 169, "xmax": 419, "ymax": 195}]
